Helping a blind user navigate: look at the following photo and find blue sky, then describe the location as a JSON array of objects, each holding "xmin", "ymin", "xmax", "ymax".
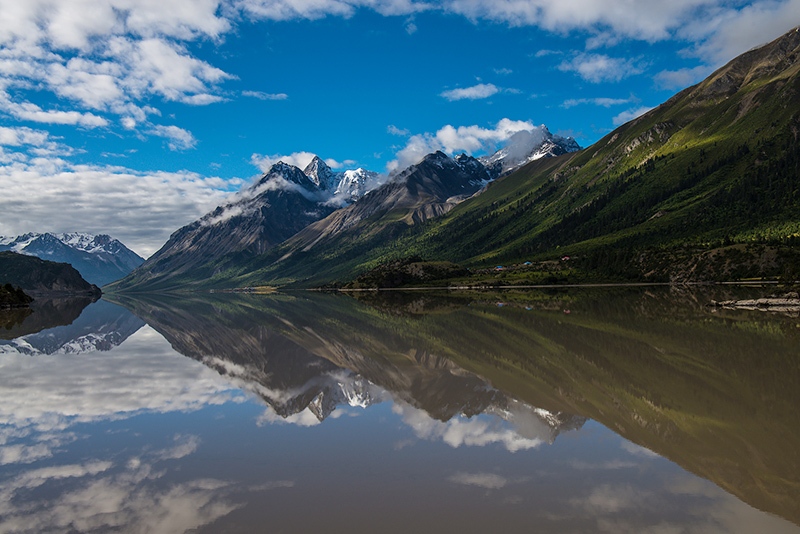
[{"xmin": 1, "ymin": 0, "xmax": 799, "ymax": 256}]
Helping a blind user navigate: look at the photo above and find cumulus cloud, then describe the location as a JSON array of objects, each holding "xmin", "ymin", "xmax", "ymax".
[
  {"xmin": 386, "ymin": 118, "xmax": 540, "ymax": 172},
  {"xmin": 440, "ymin": 83, "xmax": 500, "ymax": 101},
  {"xmin": 612, "ymin": 106, "xmax": 655, "ymax": 126},
  {"xmin": 0, "ymin": 153, "xmax": 240, "ymax": 257},
  {"xmin": 558, "ymin": 53, "xmax": 646, "ymax": 83},
  {"xmin": 0, "ymin": 0, "xmax": 231, "ymax": 145},
  {"xmin": 0, "ymin": 455, "xmax": 240, "ymax": 534}
]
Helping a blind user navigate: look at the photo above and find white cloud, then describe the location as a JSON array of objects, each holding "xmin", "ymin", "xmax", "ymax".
[
  {"xmin": 494, "ymin": 67, "xmax": 513, "ymax": 75},
  {"xmin": 387, "ymin": 124, "xmax": 410, "ymax": 136},
  {"xmin": 251, "ymin": 151, "xmax": 318, "ymax": 172},
  {"xmin": 325, "ymin": 157, "xmax": 356, "ymax": 168},
  {"xmin": 612, "ymin": 106, "xmax": 655, "ymax": 126},
  {"xmin": 440, "ymin": 0, "xmax": 722, "ymax": 43},
  {"xmin": 0, "ymin": 155, "xmax": 239, "ymax": 257},
  {"xmin": 681, "ymin": 0, "xmax": 800, "ymax": 65},
  {"xmin": 242, "ymin": 90, "xmax": 289, "ymax": 100},
  {"xmin": 387, "ymin": 118, "xmax": 539, "ymax": 172},
  {"xmin": 232, "ymin": 0, "xmax": 429, "ymax": 21},
  {"xmin": 0, "ymin": 1, "xmax": 231, "ymax": 144},
  {"xmin": 0, "ymin": 126, "xmax": 53, "ymax": 148},
  {"xmin": 149, "ymin": 124, "xmax": 197, "ymax": 150},
  {"xmin": 654, "ymin": 65, "xmax": 716, "ymax": 90},
  {"xmin": 440, "ymin": 82, "xmax": 500, "ymax": 101},
  {"xmin": 575, "ymin": 483, "xmax": 645, "ymax": 514},
  {"xmin": 558, "ymin": 53, "xmax": 645, "ymax": 83},
  {"xmin": 0, "ymin": 98, "xmax": 108, "ymax": 128}
]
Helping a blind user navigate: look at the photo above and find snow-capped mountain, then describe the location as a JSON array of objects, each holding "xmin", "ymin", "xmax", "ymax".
[
  {"xmin": 334, "ymin": 167, "xmax": 382, "ymax": 201},
  {"xmin": 281, "ymin": 151, "xmax": 494, "ymax": 253},
  {"xmin": 302, "ymin": 156, "xmax": 382, "ymax": 202},
  {"xmin": 303, "ymin": 156, "xmax": 339, "ymax": 191},
  {"xmin": 0, "ymin": 232, "xmax": 144, "ymax": 287},
  {"xmin": 480, "ymin": 125, "xmax": 580, "ymax": 177}
]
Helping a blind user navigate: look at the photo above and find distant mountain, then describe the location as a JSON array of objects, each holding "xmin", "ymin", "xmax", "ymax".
[
  {"xmin": 0, "ymin": 232, "xmax": 143, "ymax": 287},
  {"xmin": 283, "ymin": 151, "xmax": 492, "ymax": 254},
  {"xmin": 0, "ymin": 251, "xmax": 101, "ymax": 297}
]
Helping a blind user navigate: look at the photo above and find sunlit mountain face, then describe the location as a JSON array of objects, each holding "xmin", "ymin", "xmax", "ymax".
[{"xmin": 0, "ymin": 288, "xmax": 798, "ymax": 533}]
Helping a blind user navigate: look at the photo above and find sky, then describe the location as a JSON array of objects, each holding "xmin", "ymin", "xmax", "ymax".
[{"xmin": 1, "ymin": 0, "xmax": 799, "ymax": 257}]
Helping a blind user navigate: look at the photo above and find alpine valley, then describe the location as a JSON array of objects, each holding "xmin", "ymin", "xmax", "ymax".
[{"xmin": 110, "ymin": 27, "xmax": 800, "ymax": 292}]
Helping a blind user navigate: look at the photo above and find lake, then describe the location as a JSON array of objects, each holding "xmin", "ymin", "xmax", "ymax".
[{"xmin": 0, "ymin": 287, "xmax": 798, "ymax": 533}]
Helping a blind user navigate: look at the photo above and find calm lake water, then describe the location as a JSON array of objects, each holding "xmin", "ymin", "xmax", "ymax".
[{"xmin": 0, "ymin": 287, "xmax": 798, "ymax": 533}]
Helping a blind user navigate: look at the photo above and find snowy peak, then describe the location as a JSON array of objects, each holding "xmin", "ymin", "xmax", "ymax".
[
  {"xmin": 258, "ymin": 161, "xmax": 317, "ymax": 191},
  {"xmin": 480, "ymin": 125, "xmax": 581, "ymax": 177},
  {"xmin": 335, "ymin": 168, "xmax": 381, "ymax": 201},
  {"xmin": 303, "ymin": 156, "xmax": 338, "ymax": 191}
]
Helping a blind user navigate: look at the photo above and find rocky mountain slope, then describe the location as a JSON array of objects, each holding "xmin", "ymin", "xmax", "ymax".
[{"xmin": 0, "ymin": 233, "xmax": 143, "ymax": 287}]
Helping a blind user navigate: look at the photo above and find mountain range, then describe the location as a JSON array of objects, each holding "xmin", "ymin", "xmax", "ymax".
[
  {"xmin": 0, "ymin": 232, "xmax": 144, "ymax": 287},
  {"xmin": 109, "ymin": 26, "xmax": 800, "ymax": 291},
  {"xmin": 111, "ymin": 127, "xmax": 578, "ymax": 291}
]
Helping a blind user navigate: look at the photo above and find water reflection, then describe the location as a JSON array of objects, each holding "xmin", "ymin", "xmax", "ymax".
[
  {"xmin": 0, "ymin": 296, "xmax": 97, "ymax": 340},
  {"xmin": 0, "ymin": 288, "xmax": 797, "ymax": 533}
]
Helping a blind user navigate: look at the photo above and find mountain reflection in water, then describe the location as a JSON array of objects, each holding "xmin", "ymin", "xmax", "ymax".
[{"xmin": 0, "ymin": 287, "xmax": 798, "ymax": 533}]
